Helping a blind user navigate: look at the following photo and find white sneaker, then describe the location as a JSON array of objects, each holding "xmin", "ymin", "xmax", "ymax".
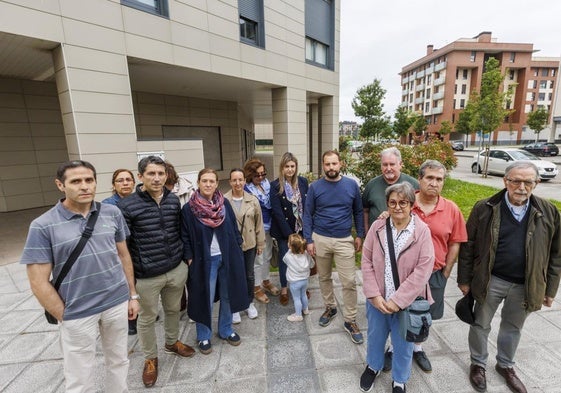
[
  {"xmin": 247, "ymin": 303, "xmax": 258, "ymax": 319},
  {"xmin": 232, "ymin": 312, "xmax": 241, "ymax": 324},
  {"xmin": 303, "ymin": 308, "xmax": 310, "ymax": 315},
  {"xmin": 287, "ymin": 313, "xmax": 303, "ymax": 322}
]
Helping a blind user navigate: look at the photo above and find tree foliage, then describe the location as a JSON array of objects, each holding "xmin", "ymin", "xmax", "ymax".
[
  {"xmin": 411, "ymin": 112, "xmax": 427, "ymax": 136},
  {"xmin": 351, "ymin": 79, "xmax": 391, "ymax": 141},
  {"xmin": 348, "ymin": 137, "xmax": 457, "ymax": 190},
  {"xmin": 439, "ymin": 120, "xmax": 453, "ymax": 136},
  {"xmin": 526, "ymin": 107, "xmax": 549, "ymax": 141},
  {"xmin": 470, "ymin": 57, "xmax": 510, "ymax": 134},
  {"xmin": 393, "ymin": 106, "xmax": 415, "ymax": 138}
]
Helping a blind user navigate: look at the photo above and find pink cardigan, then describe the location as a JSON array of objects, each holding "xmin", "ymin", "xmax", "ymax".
[{"xmin": 361, "ymin": 215, "xmax": 435, "ymax": 309}]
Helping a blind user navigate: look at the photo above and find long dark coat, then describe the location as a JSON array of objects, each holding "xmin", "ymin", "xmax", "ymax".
[
  {"xmin": 181, "ymin": 199, "xmax": 249, "ymax": 329},
  {"xmin": 270, "ymin": 176, "xmax": 309, "ymax": 240}
]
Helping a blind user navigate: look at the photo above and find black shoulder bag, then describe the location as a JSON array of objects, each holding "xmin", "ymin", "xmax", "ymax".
[
  {"xmin": 45, "ymin": 202, "xmax": 100, "ymax": 324},
  {"xmin": 385, "ymin": 218, "xmax": 432, "ymax": 342}
]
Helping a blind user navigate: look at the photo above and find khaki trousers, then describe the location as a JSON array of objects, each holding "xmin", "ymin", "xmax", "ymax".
[
  {"xmin": 312, "ymin": 232, "xmax": 358, "ymax": 322},
  {"xmin": 136, "ymin": 262, "xmax": 188, "ymax": 359}
]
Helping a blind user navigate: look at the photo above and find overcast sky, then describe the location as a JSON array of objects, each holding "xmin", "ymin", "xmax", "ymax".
[{"xmin": 339, "ymin": 1, "xmax": 561, "ymax": 123}]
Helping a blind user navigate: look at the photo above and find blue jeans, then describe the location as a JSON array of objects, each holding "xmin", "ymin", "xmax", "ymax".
[
  {"xmin": 277, "ymin": 238, "xmax": 289, "ymax": 288},
  {"xmin": 288, "ymin": 279, "xmax": 309, "ymax": 316},
  {"xmin": 196, "ymin": 255, "xmax": 234, "ymax": 341},
  {"xmin": 366, "ymin": 301, "xmax": 414, "ymax": 384}
]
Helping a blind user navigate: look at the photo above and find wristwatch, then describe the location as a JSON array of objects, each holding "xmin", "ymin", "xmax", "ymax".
[{"xmin": 130, "ymin": 294, "xmax": 140, "ymax": 301}]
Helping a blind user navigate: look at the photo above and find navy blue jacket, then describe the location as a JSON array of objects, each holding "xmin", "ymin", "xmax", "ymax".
[
  {"xmin": 181, "ymin": 199, "xmax": 249, "ymax": 329},
  {"xmin": 270, "ymin": 176, "xmax": 308, "ymax": 240}
]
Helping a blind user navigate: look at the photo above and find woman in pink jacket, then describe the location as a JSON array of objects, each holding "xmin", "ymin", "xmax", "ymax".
[{"xmin": 359, "ymin": 182, "xmax": 435, "ymax": 393}]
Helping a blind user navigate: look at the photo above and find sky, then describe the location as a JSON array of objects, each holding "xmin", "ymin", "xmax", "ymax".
[{"xmin": 339, "ymin": 1, "xmax": 561, "ymax": 123}]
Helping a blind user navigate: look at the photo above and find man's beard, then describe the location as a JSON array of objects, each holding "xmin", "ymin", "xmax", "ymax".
[{"xmin": 325, "ymin": 169, "xmax": 340, "ymax": 179}]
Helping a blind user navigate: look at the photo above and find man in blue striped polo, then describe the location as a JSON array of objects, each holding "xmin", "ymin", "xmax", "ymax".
[{"xmin": 21, "ymin": 160, "xmax": 139, "ymax": 393}]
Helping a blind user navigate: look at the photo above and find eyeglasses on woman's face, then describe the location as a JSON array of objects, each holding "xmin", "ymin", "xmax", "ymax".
[
  {"xmin": 387, "ymin": 199, "xmax": 411, "ymax": 209},
  {"xmin": 254, "ymin": 172, "xmax": 267, "ymax": 178}
]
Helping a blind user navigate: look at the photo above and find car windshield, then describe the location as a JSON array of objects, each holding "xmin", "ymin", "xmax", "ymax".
[{"xmin": 509, "ymin": 150, "xmax": 540, "ymax": 161}]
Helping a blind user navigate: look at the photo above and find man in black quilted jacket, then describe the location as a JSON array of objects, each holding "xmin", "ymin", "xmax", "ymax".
[{"xmin": 118, "ymin": 155, "xmax": 195, "ymax": 388}]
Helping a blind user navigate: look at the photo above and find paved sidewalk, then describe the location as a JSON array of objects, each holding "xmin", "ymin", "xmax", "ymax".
[{"xmin": 1, "ymin": 261, "xmax": 561, "ymax": 392}]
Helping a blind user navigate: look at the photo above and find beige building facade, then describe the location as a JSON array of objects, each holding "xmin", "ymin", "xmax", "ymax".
[{"xmin": 0, "ymin": 0, "xmax": 340, "ymax": 212}]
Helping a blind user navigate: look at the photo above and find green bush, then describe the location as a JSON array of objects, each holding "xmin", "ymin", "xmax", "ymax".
[{"xmin": 349, "ymin": 137, "xmax": 457, "ymax": 189}]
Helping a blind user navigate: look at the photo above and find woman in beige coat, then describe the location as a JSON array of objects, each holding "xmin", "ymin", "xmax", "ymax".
[{"xmin": 224, "ymin": 168, "xmax": 266, "ymax": 322}]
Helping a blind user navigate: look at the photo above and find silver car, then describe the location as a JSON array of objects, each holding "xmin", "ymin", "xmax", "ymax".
[{"xmin": 471, "ymin": 148, "xmax": 558, "ymax": 181}]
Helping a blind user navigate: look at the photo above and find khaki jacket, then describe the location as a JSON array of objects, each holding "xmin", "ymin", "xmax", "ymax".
[
  {"xmin": 458, "ymin": 189, "xmax": 561, "ymax": 312},
  {"xmin": 224, "ymin": 190, "xmax": 266, "ymax": 252}
]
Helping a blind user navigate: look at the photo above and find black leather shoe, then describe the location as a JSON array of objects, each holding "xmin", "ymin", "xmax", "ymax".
[
  {"xmin": 413, "ymin": 351, "xmax": 432, "ymax": 373},
  {"xmin": 383, "ymin": 348, "xmax": 392, "ymax": 372},
  {"xmin": 469, "ymin": 364, "xmax": 487, "ymax": 392},
  {"xmin": 495, "ymin": 364, "xmax": 527, "ymax": 393}
]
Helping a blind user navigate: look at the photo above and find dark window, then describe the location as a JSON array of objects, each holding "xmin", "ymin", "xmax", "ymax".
[
  {"xmin": 305, "ymin": 0, "xmax": 334, "ymax": 69},
  {"xmin": 509, "ymin": 52, "xmax": 515, "ymax": 63},
  {"xmin": 541, "ymin": 68, "xmax": 549, "ymax": 77},
  {"xmin": 462, "ymin": 69, "xmax": 468, "ymax": 79},
  {"xmin": 540, "ymin": 80, "xmax": 547, "ymax": 89},
  {"xmin": 460, "ymin": 99, "xmax": 465, "ymax": 109},
  {"xmin": 461, "ymin": 84, "xmax": 467, "ymax": 94},
  {"xmin": 509, "ymin": 70, "xmax": 515, "ymax": 80},
  {"xmin": 239, "ymin": 0, "xmax": 265, "ymax": 47},
  {"xmin": 121, "ymin": 0, "xmax": 169, "ymax": 17},
  {"xmin": 470, "ymin": 51, "xmax": 476, "ymax": 62}
]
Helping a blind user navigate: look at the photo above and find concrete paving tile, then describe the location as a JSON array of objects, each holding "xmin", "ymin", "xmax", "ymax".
[
  {"xmin": 0, "ymin": 330, "xmax": 58, "ymax": 364},
  {"xmin": 267, "ymin": 335, "xmax": 314, "ymax": 372},
  {"xmin": 419, "ymin": 355, "xmax": 474, "ymax": 393},
  {"xmin": 0, "ymin": 363, "xmax": 27, "ymax": 391},
  {"xmin": 13, "ymin": 293, "xmax": 42, "ymax": 311},
  {"xmin": 268, "ymin": 370, "xmax": 320, "ymax": 393},
  {"xmin": 512, "ymin": 345, "xmax": 561, "ymax": 390},
  {"xmin": 518, "ymin": 312, "xmax": 561, "ymax": 344},
  {"xmin": 215, "ymin": 339, "xmax": 266, "ymax": 380},
  {"xmin": 0, "ymin": 292, "xmax": 29, "ymax": 312},
  {"xmin": 305, "ymin": 308, "xmax": 344, "ymax": 336},
  {"xmin": 542, "ymin": 310, "xmax": 561, "ymax": 330},
  {"xmin": 0, "ymin": 310, "xmax": 42, "ymax": 334},
  {"xmin": 434, "ymin": 319, "xmax": 475, "ymax": 354},
  {"xmin": 266, "ymin": 303, "xmax": 308, "ymax": 338},
  {"xmin": 24, "ymin": 314, "xmax": 62, "ymax": 334},
  {"xmin": 310, "ymin": 332, "xmax": 363, "ymax": 369},
  {"xmin": 212, "ymin": 376, "xmax": 267, "ymax": 393},
  {"xmin": 35, "ymin": 332, "xmax": 63, "ymax": 361},
  {"xmin": 2, "ymin": 361, "xmax": 64, "ymax": 393}
]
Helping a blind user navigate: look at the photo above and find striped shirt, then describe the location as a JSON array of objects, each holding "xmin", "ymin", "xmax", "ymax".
[{"xmin": 20, "ymin": 201, "xmax": 130, "ymax": 320}]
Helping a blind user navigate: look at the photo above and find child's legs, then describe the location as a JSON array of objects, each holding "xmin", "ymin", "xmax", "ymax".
[{"xmin": 289, "ymin": 279, "xmax": 307, "ymax": 315}]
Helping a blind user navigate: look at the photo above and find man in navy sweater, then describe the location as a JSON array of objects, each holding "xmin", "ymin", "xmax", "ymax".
[{"xmin": 303, "ymin": 150, "xmax": 365, "ymax": 344}]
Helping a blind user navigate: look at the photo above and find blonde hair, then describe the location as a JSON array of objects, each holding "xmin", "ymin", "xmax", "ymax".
[
  {"xmin": 277, "ymin": 152, "xmax": 299, "ymax": 195},
  {"xmin": 288, "ymin": 233, "xmax": 306, "ymax": 254}
]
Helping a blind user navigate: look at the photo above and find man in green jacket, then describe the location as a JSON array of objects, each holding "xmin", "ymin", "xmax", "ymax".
[{"xmin": 458, "ymin": 161, "xmax": 561, "ymax": 393}]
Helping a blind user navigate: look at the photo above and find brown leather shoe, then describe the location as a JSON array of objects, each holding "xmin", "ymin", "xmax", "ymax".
[
  {"xmin": 495, "ymin": 364, "xmax": 527, "ymax": 393},
  {"xmin": 142, "ymin": 357, "xmax": 158, "ymax": 387},
  {"xmin": 254, "ymin": 287, "xmax": 269, "ymax": 303},
  {"xmin": 469, "ymin": 364, "xmax": 487, "ymax": 392},
  {"xmin": 164, "ymin": 340, "xmax": 196, "ymax": 357},
  {"xmin": 262, "ymin": 280, "xmax": 280, "ymax": 296},
  {"xmin": 279, "ymin": 292, "xmax": 289, "ymax": 306}
]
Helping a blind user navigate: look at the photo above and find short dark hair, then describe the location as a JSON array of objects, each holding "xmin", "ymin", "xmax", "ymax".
[
  {"xmin": 198, "ymin": 168, "xmax": 218, "ymax": 182},
  {"xmin": 56, "ymin": 160, "xmax": 97, "ymax": 183},
  {"xmin": 322, "ymin": 150, "xmax": 340, "ymax": 163},
  {"xmin": 418, "ymin": 160, "xmax": 446, "ymax": 178},
  {"xmin": 138, "ymin": 155, "xmax": 166, "ymax": 175}
]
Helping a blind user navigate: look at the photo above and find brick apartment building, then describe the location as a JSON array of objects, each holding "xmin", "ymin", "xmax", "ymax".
[
  {"xmin": 0, "ymin": 0, "xmax": 340, "ymax": 212},
  {"xmin": 399, "ymin": 32, "xmax": 560, "ymax": 145}
]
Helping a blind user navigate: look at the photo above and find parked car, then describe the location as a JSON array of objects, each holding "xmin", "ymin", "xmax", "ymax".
[
  {"xmin": 471, "ymin": 148, "xmax": 558, "ymax": 181},
  {"xmin": 522, "ymin": 142, "xmax": 559, "ymax": 156},
  {"xmin": 451, "ymin": 141, "xmax": 464, "ymax": 151}
]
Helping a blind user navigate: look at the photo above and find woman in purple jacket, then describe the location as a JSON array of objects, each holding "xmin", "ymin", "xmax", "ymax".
[{"xmin": 359, "ymin": 182, "xmax": 434, "ymax": 393}]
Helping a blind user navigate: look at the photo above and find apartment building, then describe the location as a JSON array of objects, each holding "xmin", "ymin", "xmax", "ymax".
[
  {"xmin": 0, "ymin": 0, "xmax": 340, "ymax": 212},
  {"xmin": 399, "ymin": 32, "xmax": 560, "ymax": 144}
]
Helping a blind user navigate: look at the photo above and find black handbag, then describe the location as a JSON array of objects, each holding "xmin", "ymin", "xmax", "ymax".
[
  {"xmin": 45, "ymin": 203, "xmax": 100, "ymax": 324},
  {"xmin": 386, "ymin": 218, "xmax": 432, "ymax": 342}
]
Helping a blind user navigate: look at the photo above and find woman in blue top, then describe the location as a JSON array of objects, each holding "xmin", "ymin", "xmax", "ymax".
[
  {"xmin": 102, "ymin": 169, "xmax": 135, "ymax": 206},
  {"xmin": 270, "ymin": 152, "xmax": 309, "ymax": 306},
  {"xmin": 243, "ymin": 158, "xmax": 281, "ymax": 304}
]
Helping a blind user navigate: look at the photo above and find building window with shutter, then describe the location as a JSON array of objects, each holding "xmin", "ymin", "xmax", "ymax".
[
  {"xmin": 239, "ymin": 0, "xmax": 265, "ymax": 47},
  {"xmin": 121, "ymin": 0, "xmax": 169, "ymax": 17}
]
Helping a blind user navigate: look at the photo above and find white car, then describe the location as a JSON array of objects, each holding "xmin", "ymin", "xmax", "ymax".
[{"xmin": 471, "ymin": 148, "xmax": 558, "ymax": 181}]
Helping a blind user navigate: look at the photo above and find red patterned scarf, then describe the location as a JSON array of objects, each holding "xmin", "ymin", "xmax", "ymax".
[{"xmin": 188, "ymin": 189, "xmax": 225, "ymax": 228}]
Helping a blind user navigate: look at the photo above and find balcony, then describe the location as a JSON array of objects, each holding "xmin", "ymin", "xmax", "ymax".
[
  {"xmin": 402, "ymin": 75, "xmax": 410, "ymax": 83},
  {"xmin": 402, "ymin": 89, "xmax": 409, "ymax": 96},
  {"xmin": 417, "ymin": 70, "xmax": 425, "ymax": 78},
  {"xmin": 434, "ymin": 77, "xmax": 445, "ymax": 86},
  {"xmin": 432, "ymin": 106, "xmax": 443, "ymax": 114},
  {"xmin": 435, "ymin": 61, "xmax": 447, "ymax": 72},
  {"xmin": 426, "ymin": 65, "xmax": 434, "ymax": 74},
  {"xmin": 415, "ymin": 83, "xmax": 425, "ymax": 91},
  {"xmin": 415, "ymin": 97, "xmax": 425, "ymax": 104},
  {"xmin": 433, "ymin": 91, "xmax": 445, "ymax": 100}
]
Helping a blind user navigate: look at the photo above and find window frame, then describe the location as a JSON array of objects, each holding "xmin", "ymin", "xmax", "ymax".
[
  {"xmin": 305, "ymin": 36, "xmax": 329, "ymax": 68},
  {"xmin": 121, "ymin": 0, "xmax": 169, "ymax": 18}
]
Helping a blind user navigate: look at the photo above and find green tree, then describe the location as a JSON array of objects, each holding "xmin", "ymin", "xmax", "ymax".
[
  {"xmin": 393, "ymin": 106, "xmax": 415, "ymax": 141},
  {"xmin": 439, "ymin": 120, "xmax": 453, "ymax": 137},
  {"xmin": 351, "ymin": 79, "xmax": 391, "ymax": 141},
  {"xmin": 455, "ymin": 94, "xmax": 478, "ymax": 145},
  {"xmin": 471, "ymin": 57, "xmax": 509, "ymax": 136},
  {"xmin": 412, "ymin": 112, "xmax": 427, "ymax": 137},
  {"xmin": 526, "ymin": 107, "xmax": 549, "ymax": 142}
]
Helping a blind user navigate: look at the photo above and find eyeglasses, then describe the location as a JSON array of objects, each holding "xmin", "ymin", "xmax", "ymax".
[
  {"xmin": 387, "ymin": 200, "xmax": 411, "ymax": 209},
  {"xmin": 505, "ymin": 178, "xmax": 536, "ymax": 187},
  {"xmin": 254, "ymin": 172, "xmax": 267, "ymax": 178},
  {"xmin": 115, "ymin": 178, "xmax": 134, "ymax": 183}
]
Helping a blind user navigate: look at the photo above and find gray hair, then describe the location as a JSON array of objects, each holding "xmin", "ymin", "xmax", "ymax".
[
  {"xmin": 385, "ymin": 182, "xmax": 416, "ymax": 204},
  {"xmin": 419, "ymin": 159, "xmax": 446, "ymax": 178},
  {"xmin": 505, "ymin": 161, "xmax": 539, "ymax": 181},
  {"xmin": 380, "ymin": 147, "xmax": 401, "ymax": 162}
]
